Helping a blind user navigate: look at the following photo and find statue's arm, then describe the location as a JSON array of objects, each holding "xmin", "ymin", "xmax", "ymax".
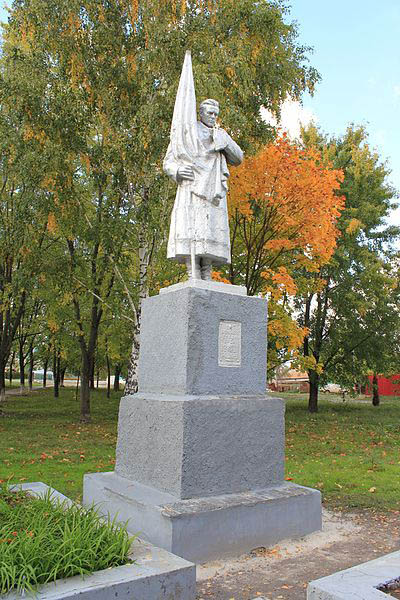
[
  {"xmin": 163, "ymin": 143, "xmax": 179, "ymax": 182},
  {"xmin": 214, "ymin": 130, "xmax": 244, "ymax": 166}
]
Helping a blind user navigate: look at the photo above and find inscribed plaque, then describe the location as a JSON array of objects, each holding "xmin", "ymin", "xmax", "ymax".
[{"xmin": 218, "ymin": 320, "xmax": 242, "ymax": 367}]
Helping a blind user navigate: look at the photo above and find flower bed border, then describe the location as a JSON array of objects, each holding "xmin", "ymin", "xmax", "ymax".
[
  {"xmin": 307, "ymin": 549, "xmax": 400, "ymax": 600},
  {"xmin": 3, "ymin": 482, "xmax": 196, "ymax": 600}
]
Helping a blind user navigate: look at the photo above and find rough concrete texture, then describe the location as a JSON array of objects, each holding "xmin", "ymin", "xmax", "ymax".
[
  {"xmin": 307, "ymin": 550, "xmax": 400, "ymax": 600},
  {"xmin": 137, "ymin": 286, "xmax": 267, "ymax": 396},
  {"xmin": 8, "ymin": 482, "xmax": 196, "ymax": 600},
  {"xmin": 83, "ymin": 472, "xmax": 322, "ymax": 564},
  {"xmin": 159, "ymin": 279, "xmax": 247, "ymax": 296},
  {"xmin": 115, "ymin": 394, "xmax": 285, "ymax": 499}
]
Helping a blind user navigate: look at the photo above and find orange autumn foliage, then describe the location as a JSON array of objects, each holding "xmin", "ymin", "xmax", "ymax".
[{"xmin": 229, "ymin": 135, "xmax": 345, "ymax": 297}]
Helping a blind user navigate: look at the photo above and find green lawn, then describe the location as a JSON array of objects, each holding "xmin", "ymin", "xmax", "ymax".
[
  {"xmin": 1, "ymin": 388, "xmax": 399, "ymax": 510},
  {"xmin": 280, "ymin": 392, "xmax": 400, "ymax": 511},
  {"xmin": 0, "ymin": 388, "xmax": 120, "ymax": 501}
]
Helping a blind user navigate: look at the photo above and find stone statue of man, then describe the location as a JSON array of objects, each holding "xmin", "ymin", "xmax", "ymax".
[{"xmin": 163, "ymin": 53, "xmax": 244, "ymax": 280}]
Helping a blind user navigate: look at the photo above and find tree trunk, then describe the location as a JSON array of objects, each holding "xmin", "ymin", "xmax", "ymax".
[
  {"xmin": 113, "ymin": 364, "xmax": 121, "ymax": 391},
  {"xmin": 308, "ymin": 371, "xmax": 320, "ymax": 413},
  {"xmin": 43, "ymin": 358, "xmax": 48, "ymax": 388},
  {"xmin": 106, "ymin": 354, "xmax": 111, "ymax": 399},
  {"xmin": 19, "ymin": 340, "xmax": 25, "ymax": 391},
  {"xmin": 80, "ymin": 354, "xmax": 91, "ymax": 422},
  {"xmin": 53, "ymin": 351, "xmax": 60, "ymax": 398},
  {"xmin": 96, "ymin": 369, "xmax": 100, "ymax": 388},
  {"xmin": 0, "ymin": 362, "xmax": 6, "ymax": 402},
  {"xmin": 89, "ymin": 356, "xmax": 95, "ymax": 390},
  {"xmin": 372, "ymin": 373, "xmax": 380, "ymax": 406},
  {"xmin": 75, "ymin": 371, "xmax": 80, "ymax": 402},
  {"xmin": 60, "ymin": 366, "xmax": 66, "ymax": 387},
  {"xmin": 125, "ymin": 231, "xmax": 150, "ymax": 395},
  {"xmin": 28, "ymin": 343, "xmax": 34, "ymax": 391},
  {"xmin": 125, "ymin": 330, "xmax": 140, "ymax": 395},
  {"xmin": 9, "ymin": 351, "xmax": 15, "ymax": 387}
]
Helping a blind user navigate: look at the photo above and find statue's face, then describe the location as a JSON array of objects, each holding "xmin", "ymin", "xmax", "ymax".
[{"xmin": 200, "ymin": 104, "xmax": 219, "ymax": 128}]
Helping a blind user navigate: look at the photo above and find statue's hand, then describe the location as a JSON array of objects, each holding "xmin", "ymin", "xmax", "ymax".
[
  {"xmin": 177, "ymin": 166, "xmax": 195, "ymax": 182},
  {"xmin": 213, "ymin": 128, "xmax": 229, "ymax": 151}
]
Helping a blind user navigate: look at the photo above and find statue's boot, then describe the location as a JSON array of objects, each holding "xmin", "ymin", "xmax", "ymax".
[{"xmin": 200, "ymin": 258, "xmax": 212, "ymax": 280}]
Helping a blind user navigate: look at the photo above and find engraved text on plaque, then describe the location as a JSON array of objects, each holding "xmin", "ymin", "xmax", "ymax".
[{"xmin": 218, "ymin": 320, "xmax": 242, "ymax": 367}]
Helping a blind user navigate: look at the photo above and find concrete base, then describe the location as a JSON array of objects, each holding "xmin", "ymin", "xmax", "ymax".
[
  {"xmin": 307, "ymin": 550, "xmax": 400, "ymax": 600},
  {"xmin": 83, "ymin": 471, "xmax": 322, "ymax": 563}
]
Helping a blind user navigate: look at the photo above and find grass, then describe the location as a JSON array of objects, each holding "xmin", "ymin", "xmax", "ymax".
[
  {"xmin": 1, "ymin": 387, "xmax": 399, "ymax": 511},
  {"xmin": 0, "ymin": 484, "xmax": 132, "ymax": 594},
  {"xmin": 0, "ymin": 387, "xmax": 120, "ymax": 501},
  {"xmin": 280, "ymin": 392, "xmax": 400, "ymax": 511}
]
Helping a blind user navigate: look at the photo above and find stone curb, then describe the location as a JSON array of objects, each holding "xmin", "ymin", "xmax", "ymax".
[{"xmin": 307, "ymin": 549, "xmax": 400, "ymax": 599}]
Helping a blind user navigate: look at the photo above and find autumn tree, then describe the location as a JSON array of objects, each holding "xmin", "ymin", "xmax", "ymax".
[{"xmin": 226, "ymin": 135, "xmax": 344, "ymax": 373}]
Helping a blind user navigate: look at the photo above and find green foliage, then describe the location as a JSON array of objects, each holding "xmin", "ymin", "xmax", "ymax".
[
  {"xmin": 297, "ymin": 124, "xmax": 400, "ymax": 410},
  {"xmin": 0, "ymin": 484, "xmax": 133, "ymax": 594}
]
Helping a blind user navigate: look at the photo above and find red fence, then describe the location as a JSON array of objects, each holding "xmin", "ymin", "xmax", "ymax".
[{"xmin": 365, "ymin": 375, "xmax": 400, "ymax": 396}]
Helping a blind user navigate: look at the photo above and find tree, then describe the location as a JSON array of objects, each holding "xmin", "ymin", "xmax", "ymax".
[
  {"xmin": 226, "ymin": 135, "xmax": 344, "ymax": 374},
  {"xmin": 297, "ymin": 124, "xmax": 399, "ymax": 412}
]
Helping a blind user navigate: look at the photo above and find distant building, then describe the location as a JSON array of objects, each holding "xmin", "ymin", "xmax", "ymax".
[{"xmin": 269, "ymin": 370, "xmax": 309, "ymax": 393}]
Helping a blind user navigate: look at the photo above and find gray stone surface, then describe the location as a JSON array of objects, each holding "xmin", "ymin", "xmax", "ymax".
[
  {"xmin": 307, "ymin": 550, "xmax": 400, "ymax": 599},
  {"xmin": 115, "ymin": 393, "xmax": 285, "ymax": 499},
  {"xmin": 84, "ymin": 472, "xmax": 322, "ymax": 564},
  {"xmin": 7, "ymin": 482, "xmax": 196, "ymax": 600},
  {"xmin": 159, "ymin": 279, "xmax": 247, "ymax": 296},
  {"xmin": 138, "ymin": 286, "xmax": 267, "ymax": 396}
]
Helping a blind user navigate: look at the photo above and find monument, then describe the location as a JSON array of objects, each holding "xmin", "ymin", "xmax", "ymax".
[{"xmin": 83, "ymin": 51, "xmax": 322, "ymax": 564}]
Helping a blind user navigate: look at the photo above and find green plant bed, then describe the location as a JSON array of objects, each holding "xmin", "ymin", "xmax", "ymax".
[{"xmin": 0, "ymin": 484, "xmax": 132, "ymax": 595}]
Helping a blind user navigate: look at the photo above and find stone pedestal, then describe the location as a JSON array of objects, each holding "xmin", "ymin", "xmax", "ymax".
[{"xmin": 83, "ymin": 281, "xmax": 321, "ymax": 563}]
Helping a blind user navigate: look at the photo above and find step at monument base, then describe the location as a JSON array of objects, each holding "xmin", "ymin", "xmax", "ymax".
[{"xmin": 83, "ymin": 471, "xmax": 321, "ymax": 563}]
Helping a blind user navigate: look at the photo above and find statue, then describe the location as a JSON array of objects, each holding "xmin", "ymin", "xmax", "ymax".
[{"xmin": 163, "ymin": 51, "xmax": 244, "ymax": 280}]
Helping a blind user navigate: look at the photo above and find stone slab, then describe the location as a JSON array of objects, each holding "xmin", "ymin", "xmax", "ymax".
[
  {"xmin": 83, "ymin": 472, "xmax": 322, "ymax": 563},
  {"xmin": 138, "ymin": 286, "xmax": 267, "ymax": 396},
  {"xmin": 307, "ymin": 550, "xmax": 400, "ymax": 599},
  {"xmin": 6, "ymin": 482, "xmax": 195, "ymax": 600},
  {"xmin": 160, "ymin": 279, "xmax": 247, "ymax": 296},
  {"xmin": 115, "ymin": 393, "xmax": 285, "ymax": 499}
]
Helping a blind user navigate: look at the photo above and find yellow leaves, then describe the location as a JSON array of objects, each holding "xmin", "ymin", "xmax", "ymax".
[
  {"xmin": 48, "ymin": 318, "xmax": 59, "ymax": 333},
  {"xmin": 346, "ymin": 218, "xmax": 363, "ymax": 234},
  {"xmin": 23, "ymin": 125, "xmax": 47, "ymax": 146},
  {"xmin": 126, "ymin": 53, "xmax": 137, "ymax": 78},
  {"xmin": 80, "ymin": 154, "xmax": 91, "ymax": 175},
  {"xmin": 47, "ymin": 213, "xmax": 58, "ymax": 234}
]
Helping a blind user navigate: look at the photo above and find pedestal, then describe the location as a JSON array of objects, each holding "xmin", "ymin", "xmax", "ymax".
[{"xmin": 83, "ymin": 281, "xmax": 321, "ymax": 563}]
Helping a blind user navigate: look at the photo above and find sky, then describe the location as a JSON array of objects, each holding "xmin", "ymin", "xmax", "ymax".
[
  {"xmin": 0, "ymin": 2, "xmax": 398, "ymax": 220},
  {"xmin": 281, "ymin": 1, "xmax": 400, "ymax": 225}
]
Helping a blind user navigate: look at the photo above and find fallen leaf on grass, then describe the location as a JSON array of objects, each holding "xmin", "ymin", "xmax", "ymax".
[{"xmin": 369, "ymin": 487, "xmax": 377, "ymax": 493}]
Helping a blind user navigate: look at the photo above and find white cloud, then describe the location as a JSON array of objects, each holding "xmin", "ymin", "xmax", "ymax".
[
  {"xmin": 261, "ymin": 97, "xmax": 317, "ymax": 141},
  {"xmin": 394, "ymin": 85, "xmax": 400, "ymax": 99}
]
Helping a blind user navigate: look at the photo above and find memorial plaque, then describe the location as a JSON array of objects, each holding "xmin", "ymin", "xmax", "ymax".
[{"xmin": 218, "ymin": 320, "xmax": 241, "ymax": 367}]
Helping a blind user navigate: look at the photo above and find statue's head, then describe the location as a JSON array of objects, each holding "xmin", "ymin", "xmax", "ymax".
[{"xmin": 199, "ymin": 99, "xmax": 220, "ymax": 128}]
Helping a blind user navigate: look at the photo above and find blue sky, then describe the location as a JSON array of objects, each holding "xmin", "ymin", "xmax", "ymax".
[
  {"xmin": 287, "ymin": 1, "xmax": 400, "ymax": 224},
  {"xmin": 1, "ymin": 2, "xmax": 398, "ymax": 221}
]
